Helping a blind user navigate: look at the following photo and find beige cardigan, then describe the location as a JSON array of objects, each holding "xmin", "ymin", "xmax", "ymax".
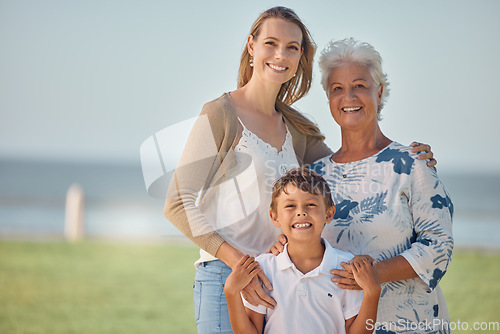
[{"xmin": 164, "ymin": 93, "xmax": 332, "ymax": 256}]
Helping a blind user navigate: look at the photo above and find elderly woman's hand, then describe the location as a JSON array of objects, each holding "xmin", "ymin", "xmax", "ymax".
[
  {"xmin": 331, "ymin": 255, "xmax": 377, "ymax": 290},
  {"xmin": 410, "ymin": 141, "xmax": 437, "ymax": 168}
]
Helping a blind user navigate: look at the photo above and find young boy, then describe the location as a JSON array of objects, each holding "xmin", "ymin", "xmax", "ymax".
[{"xmin": 224, "ymin": 167, "xmax": 381, "ymax": 334}]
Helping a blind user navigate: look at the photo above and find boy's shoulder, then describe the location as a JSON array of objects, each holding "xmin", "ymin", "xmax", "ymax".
[
  {"xmin": 255, "ymin": 252, "xmax": 280, "ymax": 269},
  {"xmin": 323, "ymin": 239, "xmax": 356, "ymax": 269}
]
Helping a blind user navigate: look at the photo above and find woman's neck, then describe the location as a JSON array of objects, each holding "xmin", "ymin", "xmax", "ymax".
[
  {"xmin": 234, "ymin": 77, "xmax": 282, "ymax": 116},
  {"xmin": 333, "ymin": 124, "xmax": 392, "ymax": 163}
]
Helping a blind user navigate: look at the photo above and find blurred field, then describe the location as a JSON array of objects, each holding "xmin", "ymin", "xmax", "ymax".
[
  {"xmin": 1, "ymin": 241, "xmax": 499, "ymax": 334},
  {"xmin": 0, "ymin": 240, "xmax": 199, "ymax": 334}
]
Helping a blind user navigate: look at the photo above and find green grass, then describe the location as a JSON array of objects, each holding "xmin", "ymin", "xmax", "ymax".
[
  {"xmin": 0, "ymin": 240, "xmax": 199, "ymax": 334},
  {"xmin": 1, "ymin": 241, "xmax": 499, "ymax": 334},
  {"xmin": 440, "ymin": 250, "xmax": 500, "ymax": 332}
]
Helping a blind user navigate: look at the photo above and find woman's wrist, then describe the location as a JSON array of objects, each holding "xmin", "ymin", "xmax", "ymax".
[
  {"xmin": 375, "ymin": 255, "xmax": 417, "ymax": 283},
  {"xmin": 215, "ymin": 242, "xmax": 244, "ymax": 269}
]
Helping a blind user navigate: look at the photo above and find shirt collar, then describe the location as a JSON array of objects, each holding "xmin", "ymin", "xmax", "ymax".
[
  {"xmin": 276, "ymin": 243, "xmax": 294, "ymax": 271},
  {"xmin": 318, "ymin": 238, "xmax": 339, "ymax": 275},
  {"xmin": 276, "ymin": 238, "xmax": 339, "ymax": 275}
]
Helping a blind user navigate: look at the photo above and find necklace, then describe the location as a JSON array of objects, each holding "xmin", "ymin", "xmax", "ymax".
[
  {"xmin": 334, "ymin": 160, "xmax": 365, "ymax": 179},
  {"xmin": 332, "ymin": 139, "xmax": 392, "ymax": 179}
]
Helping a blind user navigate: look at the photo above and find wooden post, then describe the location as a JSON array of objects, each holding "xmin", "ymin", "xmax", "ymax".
[{"xmin": 65, "ymin": 183, "xmax": 84, "ymax": 241}]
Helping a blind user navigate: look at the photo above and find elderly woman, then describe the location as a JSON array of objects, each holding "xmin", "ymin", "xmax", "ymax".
[{"xmin": 306, "ymin": 38, "xmax": 453, "ymax": 333}]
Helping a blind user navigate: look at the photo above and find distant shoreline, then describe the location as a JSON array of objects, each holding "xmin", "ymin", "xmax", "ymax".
[{"xmin": 1, "ymin": 235, "xmax": 499, "ymax": 254}]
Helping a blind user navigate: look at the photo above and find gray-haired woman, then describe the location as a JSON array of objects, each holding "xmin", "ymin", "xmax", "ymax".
[{"xmin": 314, "ymin": 38, "xmax": 453, "ymax": 333}]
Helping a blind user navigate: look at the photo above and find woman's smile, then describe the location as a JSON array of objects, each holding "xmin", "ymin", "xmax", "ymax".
[
  {"xmin": 342, "ymin": 106, "xmax": 362, "ymax": 113},
  {"xmin": 267, "ymin": 63, "xmax": 289, "ymax": 72}
]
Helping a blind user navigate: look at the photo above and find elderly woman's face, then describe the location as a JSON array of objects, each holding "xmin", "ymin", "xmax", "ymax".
[{"xmin": 327, "ymin": 62, "xmax": 382, "ymax": 130}]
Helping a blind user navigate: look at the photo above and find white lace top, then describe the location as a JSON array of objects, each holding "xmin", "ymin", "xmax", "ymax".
[{"xmin": 196, "ymin": 118, "xmax": 299, "ymax": 265}]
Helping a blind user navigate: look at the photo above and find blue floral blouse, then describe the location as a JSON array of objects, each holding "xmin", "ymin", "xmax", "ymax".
[{"xmin": 309, "ymin": 142, "xmax": 454, "ymax": 334}]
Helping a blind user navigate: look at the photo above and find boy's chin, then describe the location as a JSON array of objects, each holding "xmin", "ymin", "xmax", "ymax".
[{"xmin": 286, "ymin": 234, "xmax": 323, "ymax": 243}]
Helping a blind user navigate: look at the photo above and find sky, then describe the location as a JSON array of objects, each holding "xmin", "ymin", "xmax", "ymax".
[{"xmin": 1, "ymin": 0, "xmax": 500, "ymax": 173}]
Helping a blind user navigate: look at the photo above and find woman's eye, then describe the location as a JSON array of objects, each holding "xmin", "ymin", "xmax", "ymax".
[
  {"xmin": 289, "ymin": 45, "xmax": 299, "ymax": 51},
  {"xmin": 355, "ymin": 84, "xmax": 365, "ymax": 88},
  {"xmin": 265, "ymin": 41, "xmax": 276, "ymax": 46}
]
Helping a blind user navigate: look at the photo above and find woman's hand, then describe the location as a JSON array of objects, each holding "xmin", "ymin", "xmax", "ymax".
[
  {"xmin": 240, "ymin": 269, "xmax": 277, "ymax": 309},
  {"xmin": 267, "ymin": 234, "xmax": 287, "ymax": 255},
  {"xmin": 331, "ymin": 255, "xmax": 376, "ymax": 290},
  {"xmin": 224, "ymin": 255, "xmax": 261, "ymax": 294},
  {"xmin": 410, "ymin": 141, "xmax": 437, "ymax": 168}
]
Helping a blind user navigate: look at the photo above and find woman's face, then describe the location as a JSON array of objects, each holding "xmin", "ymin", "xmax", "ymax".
[
  {"xmin": 248, "ymin": 18, "xmax": 303, "ymax": 86},
  {"xmin": 327, "ymin": 62, "xmax": 382, "ymax": 130}
]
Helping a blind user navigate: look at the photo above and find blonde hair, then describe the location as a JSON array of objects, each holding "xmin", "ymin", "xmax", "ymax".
[{"xmin": 237, "ymin": 6, "xmax": 324, "ymax": 139}]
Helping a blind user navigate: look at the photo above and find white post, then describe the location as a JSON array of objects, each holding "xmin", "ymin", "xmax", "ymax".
[{"xmin": 65, "ymin": 183, "xmax": 84, "ymax": 241}]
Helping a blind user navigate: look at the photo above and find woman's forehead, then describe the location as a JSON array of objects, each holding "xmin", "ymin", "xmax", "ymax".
[{"xmin": 258, "ymin": 18, "xmax": 302, "ymax": 44}]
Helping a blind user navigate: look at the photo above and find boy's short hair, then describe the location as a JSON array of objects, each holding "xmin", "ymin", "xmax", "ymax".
[{"xmin": 271, "ymin": 167, "xmax": 334, "ymax": 211}]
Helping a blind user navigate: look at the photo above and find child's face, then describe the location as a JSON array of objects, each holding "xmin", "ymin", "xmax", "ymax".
[{"xmin": 270, "ymin": 185, "xmax": 335, "ymax": 243}]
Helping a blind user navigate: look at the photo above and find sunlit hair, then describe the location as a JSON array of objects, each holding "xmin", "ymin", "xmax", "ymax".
[
  {"xmin": 237, "ymin": 6, "xmax": 324, "ymax": 139},
  {"xmin": 270, "ymin": 167, "xmax": 334, "ymax": 211},
  {"xmin": 319, "ymin": 37, "xmax": 390, "ymax": 120}
]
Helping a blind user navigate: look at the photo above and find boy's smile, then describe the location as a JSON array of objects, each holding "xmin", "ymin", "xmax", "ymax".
[{"xmin": 270, "ymin": 185, "xmax": 335, "ymax": 242}]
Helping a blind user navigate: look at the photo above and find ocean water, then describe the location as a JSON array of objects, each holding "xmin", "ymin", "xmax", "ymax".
[{"xmin": 0, "ymin": 159, "xmax": 499, "ymax": 249}]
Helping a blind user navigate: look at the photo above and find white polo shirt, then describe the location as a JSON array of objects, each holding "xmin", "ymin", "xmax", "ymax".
[{"xmin": 243, "ymin": 239, "xmax": 364, "ymax": 334}]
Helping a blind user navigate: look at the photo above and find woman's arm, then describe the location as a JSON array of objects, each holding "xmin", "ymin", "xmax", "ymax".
[
  {"xmin": 164, "ymin": 99, "xmax": 233, "ymax": 256},
  {"xmin": 332, "ymin": 158, "xmax": 453, "ymax": 290},
  {"xmin": 332, "ymin": 255, "xmax": 418, "ymax": 289},
  {"xmin": 398, "ymin": 158, "xmax": 453, "ymax": 290}
]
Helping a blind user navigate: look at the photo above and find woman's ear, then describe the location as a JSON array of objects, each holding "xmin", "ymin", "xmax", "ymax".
[
  {"xmin": 247, "ymin": 34, "xmax": 255, "ymax": 57},
  {"xmin": 269, "ymin": 209, "xmax": 281, "ymax": 228},
  {"xmin": 378, "ymin": 85, "xmax": 384, "ymax": 104},
  {"xmin": 325, "ymin": 205, "xmax": 335, "ymax": 225}
]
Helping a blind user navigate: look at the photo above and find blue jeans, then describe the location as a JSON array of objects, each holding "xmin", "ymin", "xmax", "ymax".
[{"xmin": 194, "ymin": 260, "xmax": 233, "ymax": 333}]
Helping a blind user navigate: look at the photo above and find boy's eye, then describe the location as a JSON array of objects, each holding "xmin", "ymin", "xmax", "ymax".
[
  {"xmin": 285, "ymin": 204, "xmax": 295, "ymax": 208},
  {"xmin": 307, "ymin": 203, "xmax": 316, "ymax": 207}
]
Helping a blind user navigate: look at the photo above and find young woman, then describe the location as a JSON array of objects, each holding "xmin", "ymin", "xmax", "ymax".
[{"xmin": 164, "ymin": 7, "xmax": 435, "ymax": 333}]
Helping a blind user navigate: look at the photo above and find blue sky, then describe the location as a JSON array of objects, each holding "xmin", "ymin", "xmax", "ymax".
[{"xmin": 1, "ymin": 0, "xmax": 499, "ymax": 173}]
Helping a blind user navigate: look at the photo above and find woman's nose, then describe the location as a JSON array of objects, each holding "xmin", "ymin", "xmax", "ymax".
[
  {"xmin": 275, "ymin": 46, "xmax": 286, "ymax": 60},
  {"xmin": 346, "ymin": 87, "xmax": 356, "ymax": 99}
]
